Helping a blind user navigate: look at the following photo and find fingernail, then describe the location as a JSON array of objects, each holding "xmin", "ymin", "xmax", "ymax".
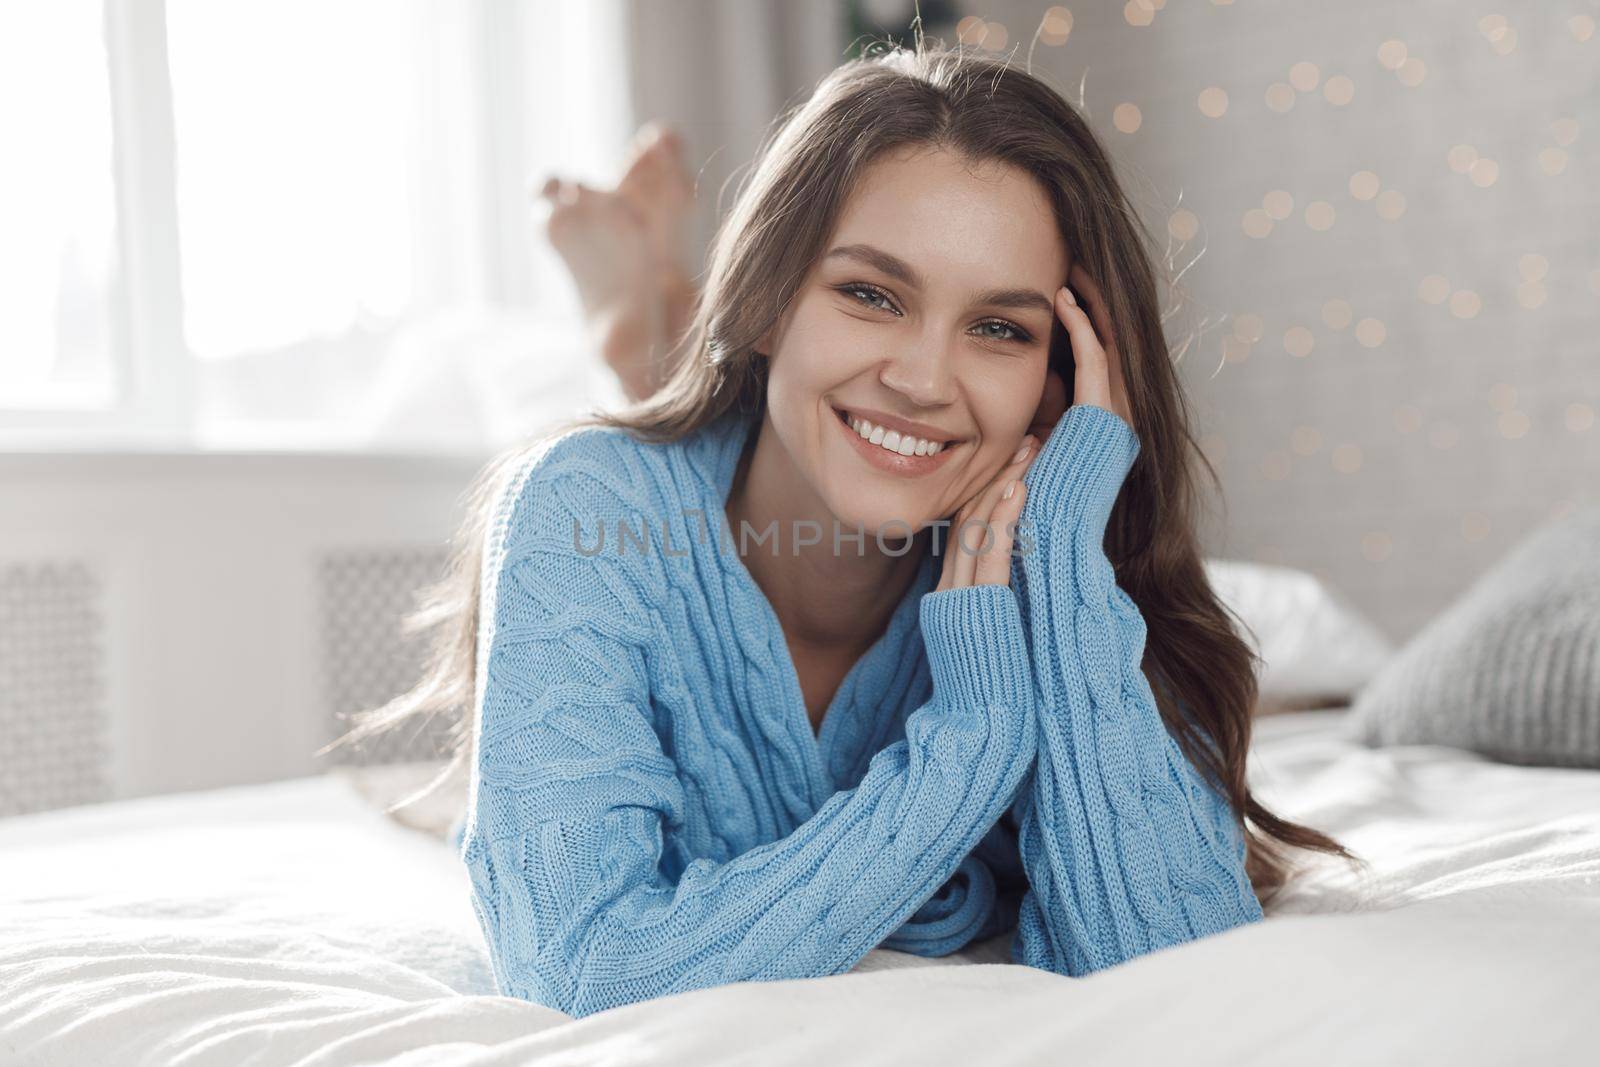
[
  {"xmin": 1012, "ymin": 439, "xmax": 1032, "ymax": 463},
  {"xmin": 1003, "ymin": 479, "xmax": 1017, "ymax": 500},
  {"xmin": 1063, "ymin": 287, "xmax": 1078, "ymax": 306}
]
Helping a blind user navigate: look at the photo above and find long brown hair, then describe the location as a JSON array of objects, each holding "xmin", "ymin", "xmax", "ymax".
[{"xmin": 324, "ymin": 37, "xmax": 1365, "ymax": 907}]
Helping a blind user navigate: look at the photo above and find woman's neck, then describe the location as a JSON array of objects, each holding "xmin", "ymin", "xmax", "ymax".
[{"xmin": 725, "ymin": 416, "xmax": 927, "ymax": 659}]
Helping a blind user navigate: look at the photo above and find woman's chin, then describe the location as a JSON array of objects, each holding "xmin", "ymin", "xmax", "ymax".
[{"xmin": 825, "ymin": 496, "xmax": 939, "ymax": 549}]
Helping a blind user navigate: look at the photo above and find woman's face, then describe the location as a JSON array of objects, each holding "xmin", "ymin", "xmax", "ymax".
[{"xmin": 759, "ymin": 145, "xmax": 1069, "ymax": 539}]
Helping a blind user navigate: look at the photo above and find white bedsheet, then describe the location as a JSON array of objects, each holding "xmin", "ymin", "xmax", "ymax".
[{"xmin": 3, "ymin": 708, "xmax": 1598, "ymax": 1066}]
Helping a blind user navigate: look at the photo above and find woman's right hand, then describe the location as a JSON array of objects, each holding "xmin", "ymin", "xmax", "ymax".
[{"xmin": 934, "ymin": 433, "xmax": 1038, "ymax": 592}]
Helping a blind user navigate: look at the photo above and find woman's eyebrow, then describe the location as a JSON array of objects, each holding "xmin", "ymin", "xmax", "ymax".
[{"xmin": 823, "ymin": 243, "xmax": 1055, "ymax": 315}]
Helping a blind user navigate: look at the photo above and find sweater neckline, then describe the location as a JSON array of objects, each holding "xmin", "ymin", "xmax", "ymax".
[{"xmin": 686, "ymin": 405, "xmax": 937, "ymax": 812}]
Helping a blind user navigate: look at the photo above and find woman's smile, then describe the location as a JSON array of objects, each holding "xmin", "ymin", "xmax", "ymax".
[{"xmin": 829, "ymin": 403, "xmax": 966, "ymax": 477}]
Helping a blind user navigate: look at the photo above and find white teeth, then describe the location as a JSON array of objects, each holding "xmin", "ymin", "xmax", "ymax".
[{"xmin": 844, "ymin": 412, "xmax": 946, "ymax": 457}]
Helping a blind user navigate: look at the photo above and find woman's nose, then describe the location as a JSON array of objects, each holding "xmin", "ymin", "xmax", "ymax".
[{"xmin": 878, "ymin": 330, "xmax": 958, "ymax": 407}]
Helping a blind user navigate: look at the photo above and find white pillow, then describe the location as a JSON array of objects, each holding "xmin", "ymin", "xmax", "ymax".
[{"xmin": 1203, "ymin": 559, "xmax": 1395, "ymax": 712}]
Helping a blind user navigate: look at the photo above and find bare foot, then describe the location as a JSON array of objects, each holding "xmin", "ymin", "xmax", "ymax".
[
  {"xmin": 535, "ymin": 177, "xmax": 655, "ymax": 321},
  {"xmin": 616, "ymin": 122, "xmax": 696, "ymax": 278},
  {"xmin": 533, "ymin": 122, "xmax": 699, "ymax": 401}
]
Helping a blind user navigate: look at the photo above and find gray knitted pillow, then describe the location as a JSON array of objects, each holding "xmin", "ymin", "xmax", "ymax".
[{"xmin": 1344, "ymin": 504, "xmax": 1600, "ymax": 768}]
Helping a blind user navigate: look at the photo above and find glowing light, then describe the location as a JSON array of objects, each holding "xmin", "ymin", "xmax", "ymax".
[
  {"xmin": 1449, "ymin": 290, "xmax": 1482, "ymax": 318},
  {"xmin": 1515, "ymin": 282, "xmax": 1547, "ymax": 309},
  {"xmin": 1261, "ymin": 451, "xmax": 1292, "ymax": 481},
  {"xmin": 1376, "ymin": 189, "xmax": 1406, "ymax": 220},
  {"xmin": 1263, "ymin": 189, "xmax": 1293, "ymax": 219},
  {"xmin": 1291, "ymin": 425, "xmax": 1322, "ymax": 455},
  {"xmin": 1040, "ymin": 6, "xmax": 1073, "ymax": 45},
  {"xmin": 1418, "ymin": 275, "xmax": 1451, "ymax": 304},
  {"xmin": 1497, "ymin": 411, "xmax": 1530, "ymax": 438},
  {"xmin": 1288, "ymin": 61, "xmax": 1319, "ymax": 92},
  {"xmin": 1332, "ymin": 443, "xmax": 1363, "ymax": 473},
  {"xmin": 1323, "ymin": 75, "xmax": 1354, "ymax": 106},
  {"xmin": 1348, "ymin": 171, "xmax": 1380, "ymax": 200},
  {"xmin": 1304, "ymin": 200, "xmax": 1336, "ymax": 231}
]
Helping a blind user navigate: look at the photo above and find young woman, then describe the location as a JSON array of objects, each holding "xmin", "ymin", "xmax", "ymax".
[{"xmin": 344, "ymin": 40, "xmax": 1359, "ymax": 1019}]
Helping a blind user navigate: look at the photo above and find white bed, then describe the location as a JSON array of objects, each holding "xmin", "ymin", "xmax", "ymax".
[{"xmin": 3, "ymin": 706, "xmax": 1598, "ymax": 1066}]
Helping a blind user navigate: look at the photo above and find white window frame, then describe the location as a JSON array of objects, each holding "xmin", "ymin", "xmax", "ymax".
[{"xmin": 0, "ymin": 0, "xmax": 622, "ymax": 452}]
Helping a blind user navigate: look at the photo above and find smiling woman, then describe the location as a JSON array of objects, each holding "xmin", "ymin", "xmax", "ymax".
[
  {"xmin": 325, "ymin": 37, "xmax": 1361, "ymax": 1019},
  {"xmin": 750, "ymin": 144, "xmax": 1065, "ymax": 572}
]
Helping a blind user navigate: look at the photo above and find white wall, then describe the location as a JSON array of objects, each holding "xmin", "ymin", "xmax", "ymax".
[{"xmin": 0, "ymin": 451, "xmax": 481, "ymax": 808}]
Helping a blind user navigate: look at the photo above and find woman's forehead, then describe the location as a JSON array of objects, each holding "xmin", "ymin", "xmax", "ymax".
[{"xmin": 827, "ymin": 149, "xmax": 1069, "ymax": 296}]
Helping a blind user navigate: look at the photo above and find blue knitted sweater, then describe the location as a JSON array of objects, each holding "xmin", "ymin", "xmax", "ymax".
[{"xmin": 458, "ymin": 401, "xmax": 1263, "ymax": 1018}]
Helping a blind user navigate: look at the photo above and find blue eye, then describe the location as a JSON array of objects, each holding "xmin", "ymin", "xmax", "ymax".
[
  {"xmin": 839, "ymin": 283, "xmax": 896, "ymax": 312},
  {"xmin": 975, "ymin": 319, "xmax": 1032, "ymax": 344},
  {"xmin": 834, "ymin": 283, "xmax": 1034, "ymax": 346}
]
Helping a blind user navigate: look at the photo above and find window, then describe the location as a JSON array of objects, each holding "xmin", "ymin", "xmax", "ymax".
[
  {"xmin": 0, "ymin": 0, "xmax": 630, "ymax": 453},
  {"xmin": 0, "ymin": 3, "xmax": 119, "ymax": 410},
  {"xmin": 166, "ymin": 0, "xmax": 422, "ymax": 361}
]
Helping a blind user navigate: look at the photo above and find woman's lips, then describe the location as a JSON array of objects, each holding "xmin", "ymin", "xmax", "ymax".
[{"xmin": 832, "ymin": 406, "xmax": 961, "ymax": 477}]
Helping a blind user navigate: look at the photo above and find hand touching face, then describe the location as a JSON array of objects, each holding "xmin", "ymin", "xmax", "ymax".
[
  {"xmin": 1056, "ymin": 261, "xmax": 1135, "ymax": 430},
  {"xmin": 1024, "ymin": 261, "xmax": 1135, "ymax": 443},
  {"xmin": 937, "ymin": 260, "xmax": 1137, "ymax": 590}
]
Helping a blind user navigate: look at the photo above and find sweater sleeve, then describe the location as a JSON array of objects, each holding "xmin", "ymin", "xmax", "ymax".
[
  {"xmin": 1005, "ymin": 403, "xmax": 1264, "ymax": 977},
  {"xmin": 875, "ymin": 818, "xmax": 1027, "ymax": 956},
  {"xmin": 461, "ymin": 465, "xmax": 1037, "ymax": 1018}
]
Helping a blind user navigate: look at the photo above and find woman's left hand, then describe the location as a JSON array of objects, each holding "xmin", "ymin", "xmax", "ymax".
[{"xmin": 1032, "ymin": 262, "xmax": 1136, "ymax": 437}]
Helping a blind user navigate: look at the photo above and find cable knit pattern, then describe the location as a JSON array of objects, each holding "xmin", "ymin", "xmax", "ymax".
[
  {"xmin": 461, "ymin": 407, "xmax": 1036, "ymax": 1018},
  {"xmin": 1007, "ymin": 403, "xmax": 1264, "ymax": 976},
  {"xmin": 458, "ymin": 402, "xmax": 1261, "ymax": 1018}
]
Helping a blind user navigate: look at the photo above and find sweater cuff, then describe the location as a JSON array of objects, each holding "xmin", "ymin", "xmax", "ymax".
[
  {"xmin": 918, "ymin": 583, "xmax": 1032, "ymax": 712},
  {"xmin": 1020, "ymin": 403, "xmax": 1141, "ymax": 539}
]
